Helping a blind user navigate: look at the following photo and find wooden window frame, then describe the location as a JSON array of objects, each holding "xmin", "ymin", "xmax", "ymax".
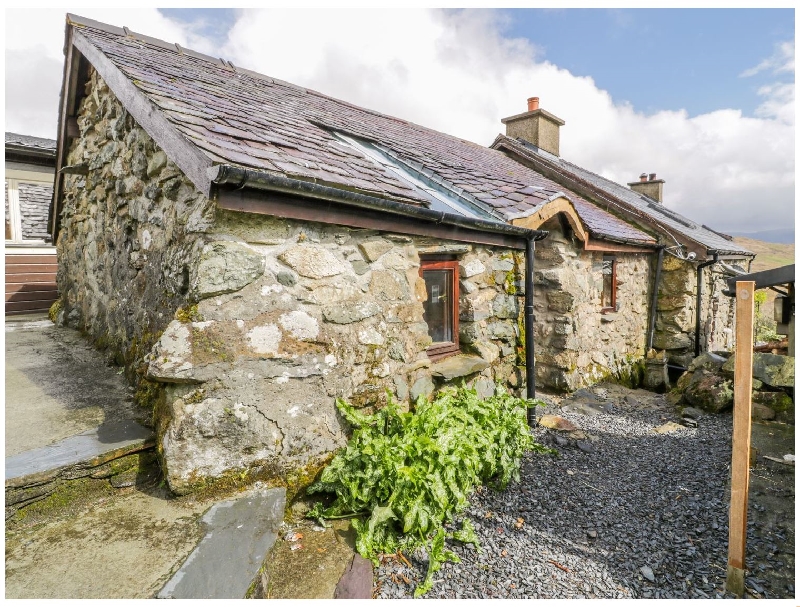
[
  {"xmin": 601, "ymin": 255, "xmax": 617, "ymax": 313},
  {"xmin": 419, "ymin": 259, "xmax": 460, "ymax": 361}
]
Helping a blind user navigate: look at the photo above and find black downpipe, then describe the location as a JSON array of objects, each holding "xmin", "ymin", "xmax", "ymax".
[
  {"xmin": 525, "ymin": 235, "xmax": 537, "ymax": 427},
  {"xmin": 694, "ymin": 253, "xmax": 719, "ymax": 357},
  {"xmin": 646, "ymin": 246, "xmax": 665, "ymax": 351}
]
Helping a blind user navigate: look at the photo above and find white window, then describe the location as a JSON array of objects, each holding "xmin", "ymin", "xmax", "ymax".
[{"xmin": 5, "ymin": 169, "xmax": 54, "ymax": 245}]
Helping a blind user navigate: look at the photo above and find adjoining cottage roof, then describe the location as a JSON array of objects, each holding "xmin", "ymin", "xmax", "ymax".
[
  {"xmin": 6, "ymin": 132, "xmax": 58, "ymax": 168},
  {"xmin": 58, "ymin": 15, "xmax": 656, "ymax": 249},
  {"xmin": 6, "ymin": 132, "xmax": 57, "ymax": 152},
  {"xmin": 493, "ymin": 135, "xmax": 753, "ymax": 258}
]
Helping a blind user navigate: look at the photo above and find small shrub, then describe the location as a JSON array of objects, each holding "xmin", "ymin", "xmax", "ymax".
[{"xmin": 307, "ymin": 385, "xmax": 551, "ymax": 596}]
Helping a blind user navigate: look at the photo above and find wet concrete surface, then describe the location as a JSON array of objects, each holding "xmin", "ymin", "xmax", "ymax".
[{"xmin": 5, "ymin": 473, "xmax": 214, "ymax": 599}]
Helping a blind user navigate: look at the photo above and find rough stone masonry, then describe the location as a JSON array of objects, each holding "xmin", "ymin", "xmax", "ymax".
[{"xmin": 56, "ymin": 69, "xmax": 527, "ymax": 493}]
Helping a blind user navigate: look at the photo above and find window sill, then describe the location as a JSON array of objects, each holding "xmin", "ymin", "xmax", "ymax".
[
  {"xmin": 429, "ymin": 353, "xmax": 490, "ymax": 381},
  {"xmin": 426, "ymin": 342, "xmax": 460, "ymax": 362}
]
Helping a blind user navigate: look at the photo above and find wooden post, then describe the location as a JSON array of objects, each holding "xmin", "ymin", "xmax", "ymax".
[{"xmin": 726, "ymin": 281, "xmax": 755, "ymax": 596}]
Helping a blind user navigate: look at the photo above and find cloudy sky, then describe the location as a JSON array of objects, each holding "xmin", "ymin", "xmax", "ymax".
[{"xmin": 5, "ymin": 8, "xmax": 795, "ymax": 240}]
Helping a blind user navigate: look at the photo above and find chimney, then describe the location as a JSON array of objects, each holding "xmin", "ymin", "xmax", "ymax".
[
  {"xmin": 501, "ymin": 96, "xmax": 565, "ymax": 156},
  {"xmin": 628, "ymin": 172, "xmax": 665, "ymax": 202}
]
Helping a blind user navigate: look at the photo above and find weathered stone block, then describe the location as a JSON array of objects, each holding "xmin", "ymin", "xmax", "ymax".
[
  {"xmin": 546, "ymin": 291, "xmax": 574, "ymax": 313},
  {"xmin": 358, "ymin": 239, "xmax": 393, "ymax": 263},
  {"xmin": 491, "ymin": 294, "xmax": 519, "ymax": 319},
  {"xmin": 148, "ymin": 320, "xmax": 195, "ymax": 383},
  {"xmin": 409, "ymin": 376, "xmax": 434, "ymax": 402},
  {"xmin": 684, "ymin": 370, "xmax": 733, "ymax": 413},
  {"xmin": 487, "ymin": 321, "xmax": 515, "ymax": 341},
  {"xmin": 194, "ymin": 241, "xmax": 265, "ymax": 298},
  {"xmin": 369, "ymin": 271, "xmax": 409, "ymax": 301},
  {"xmin": 687, "ymin": 352, "xmax": 727, "ymax": 373},
  {"xmin": 430, "ymin": 354, "xmax": 489, "ymax": 381},
  {"xmin": 752, "ymin": 390, "xmax": 793, "ymax": 415},
  {"xmin": 278, "ymin": 245, "xmax": 347, "ymax": 279},
  {"xmin": 323, "ymin": 301, "xmax": 380, "ymax": 324},
  {"xmin": 460, "ymin": 258, "xmax": 486, "ymax": 278},
  {"xmin": 652, "ymin": 330, "xmax": 693, "ymax": 351},
  {"xmin": 146, "ymin": 151, "xmax": 167, "ymax": 177}
]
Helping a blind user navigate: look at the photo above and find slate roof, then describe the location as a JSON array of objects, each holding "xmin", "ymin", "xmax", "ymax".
[
  {"xmin": 67, "ymin": 16, "xmax": 656, "ymax": 246},
  {"xmin": 6, "ymin": 132, "xmax": 57, "ymax": 153},
  {"xmin": 494, "ymin": 136, "xmax": 753, "ymax": 257}
]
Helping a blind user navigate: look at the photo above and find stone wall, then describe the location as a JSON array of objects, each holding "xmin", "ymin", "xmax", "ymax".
[
  {"xmin": 532, "ymin": 216, "xmax": 653, "ymax": 391},
  {"xmin": 147, "ymin": 213, "xmax": 525, "ymax": 493},
  {"xmin": 56, "ymin": 70, "xmax": 525, "ymax": 494},
  {"xmin": 654, "ymin": 256, "xmax": 737, "ymax": 368},
  {"xmin": 56, "ymin": 67, "xmax": 214, "ymax": 399}
]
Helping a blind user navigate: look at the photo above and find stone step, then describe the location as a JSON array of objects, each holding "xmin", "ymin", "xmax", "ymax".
[
  {"xmin": 5, "ymin": 419, "xmax": 154, "ymax": 484},
  {"xmin": 6, "ymin": 420, "xmax": 157, "ymax": 517},
  {"xmin": 158, "ymin": 487, "xmax": 286, "ymax": 599}
]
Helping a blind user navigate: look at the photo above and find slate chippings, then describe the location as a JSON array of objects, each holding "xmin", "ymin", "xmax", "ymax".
[{"xmin": 374, "ymin": 391, "xmax": 792, "ymax": 599}]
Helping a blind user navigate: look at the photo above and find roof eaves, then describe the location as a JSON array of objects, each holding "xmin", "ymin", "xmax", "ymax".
[
  {"xmin": 492, "ymin": 136, "xmax": 720, "ymax": 254},
  {"xmin": 498, "ymin": 136, "xmax": 754, "ymax": 257}
]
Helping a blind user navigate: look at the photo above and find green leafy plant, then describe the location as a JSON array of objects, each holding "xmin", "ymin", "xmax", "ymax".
[
  {"xmin": 307, "ymin": 385, "xmax": 551, "ymax": 596},
  {"xmin": 753, "ymin": 290, "xmax": 780, "ymax": 343}
]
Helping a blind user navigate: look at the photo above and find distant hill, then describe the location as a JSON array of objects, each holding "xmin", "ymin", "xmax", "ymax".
[
  {"xmin": 733, "ymin": 237, "xmax": 795, "ymax": 273},
  {"xmin": 728, "ymin": 228, "xmax": 795, "ymax": 245}
]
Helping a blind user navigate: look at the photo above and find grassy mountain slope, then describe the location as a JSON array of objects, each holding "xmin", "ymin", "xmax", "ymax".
[{"xmin": 733, "ymin": 237, "xmax": 794, "ymax": 273}]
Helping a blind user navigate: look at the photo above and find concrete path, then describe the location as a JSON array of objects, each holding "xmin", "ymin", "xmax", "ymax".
[{"xmin": 5, "ymin": 313, "xmax": 146, "ymax": 459}]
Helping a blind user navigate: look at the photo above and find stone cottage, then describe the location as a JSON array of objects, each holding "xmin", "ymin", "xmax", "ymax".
[
  {"xmin": 51, "ymin": 15, "xmax": 752, "ymax": 492},
  {"xmin": 491, "ymin": 108, "xmax": 754, "ymax": 374}
]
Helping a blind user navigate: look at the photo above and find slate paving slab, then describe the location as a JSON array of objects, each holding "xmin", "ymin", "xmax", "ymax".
[
  {"xmin": 5, "ymin": 419, "xmax": 153, "ymax": 481},
  {"xmin": 158, "ymin": 487, "xmax": 286, "ymax": 599}
]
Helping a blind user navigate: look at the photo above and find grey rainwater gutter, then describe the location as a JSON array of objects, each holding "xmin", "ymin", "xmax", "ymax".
[
  {"xmin": 208, "ymin": 165, "xmax": 549, "ymax": 427},
  {"xmin": 694, "ymin": 252, "xmax": 719, "ymax": 357}
]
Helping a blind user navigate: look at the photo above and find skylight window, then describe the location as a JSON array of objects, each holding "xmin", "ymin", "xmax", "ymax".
[{"xmin": 331, "ymin": 132, "xmax": 501, "ymax": 222}]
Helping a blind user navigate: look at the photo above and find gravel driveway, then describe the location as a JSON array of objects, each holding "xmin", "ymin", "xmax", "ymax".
[{"xmin": 375, "ymin": 384, "xmax": 794, "ymax": 599}]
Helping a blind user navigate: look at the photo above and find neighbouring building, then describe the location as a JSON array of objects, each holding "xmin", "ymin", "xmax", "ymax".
[
  {"xmin": 5, "ymin": 133, "xmax": 59, "ymax": 315},
  {"xmin": 50, "ymin": 15, "xmax": 754, "ymax": 493},
  {"xmin": 491, "ymin": 98, "xmax": 754, "ymax": 373}
]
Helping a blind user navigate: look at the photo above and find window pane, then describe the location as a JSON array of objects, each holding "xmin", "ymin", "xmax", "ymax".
[{"xmin": 422, "ymin": 269, "xmax": 452, "ymax": 343}]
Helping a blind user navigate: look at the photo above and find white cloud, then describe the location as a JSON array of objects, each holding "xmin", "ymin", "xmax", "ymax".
[
  {"xmin": 4, "ymin": 8, "xmax": 215, "ymax": 138},
  {"xmin": 740, "ymin": 40, "xmax": 794, "ymax": 77},
  {"xmin": 4, "ymin": 8, "xmax": 794, "ymax": 234},
  {"xmin": 221, "ymin": 9, "xmax": 794, "ymax": 234}
]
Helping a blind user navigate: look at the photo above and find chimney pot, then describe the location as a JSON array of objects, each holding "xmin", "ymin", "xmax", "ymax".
[
  {"xmin": 640, "ymin": 173, "xmax": 648, "ymax": 182},
  {"xmin": 527, "ymin": 97, "xmax": 540, "ymax": 112},
  {"xmin": 649, "ymin": 173, "xmax": 657, "ymax": 181}
]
